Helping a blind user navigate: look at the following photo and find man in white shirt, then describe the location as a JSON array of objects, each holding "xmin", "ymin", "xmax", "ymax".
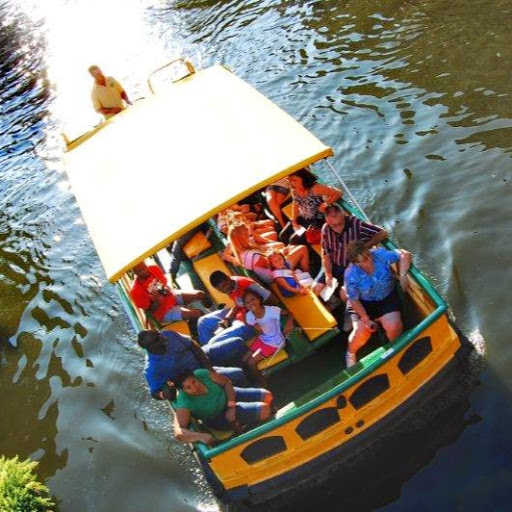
[{"xmin": 89, "ymin": 65, "xmax": 132, "ymax": 120}]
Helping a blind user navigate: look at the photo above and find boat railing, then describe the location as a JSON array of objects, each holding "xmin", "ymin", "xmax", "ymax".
[{"xmin": 147, "ymin": 58, "xmax": 196, "ymax": 94}]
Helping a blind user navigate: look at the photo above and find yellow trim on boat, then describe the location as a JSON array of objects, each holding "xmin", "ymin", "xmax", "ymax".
[{"xmin": 208, "ymin": 313, "xmax": 461, "ymax": 490}]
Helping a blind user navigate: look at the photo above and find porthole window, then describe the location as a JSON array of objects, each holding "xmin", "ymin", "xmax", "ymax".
[
  {"xmin": 240, "ymin": 436, "xmax": 287, "ymax": 465},
  {"xmin": 398, "ymin": 336, "xmax": 433, "ymax": 375},
  {"xmin": 296, "ymin": 408, "xmax": 340, "ymax": 440},
  {"xmin": 349, "ymin": 374, "xmax": 390, "ymax": 410}
]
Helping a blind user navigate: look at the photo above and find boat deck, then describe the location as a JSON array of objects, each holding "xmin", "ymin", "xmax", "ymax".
[
  {"xmin": 267, "ymin": 295, "xmax": 423, "ymax": 408},
  {"xmin": 267, "ymin": 334, "xmax": 347, "ymax": 408}
]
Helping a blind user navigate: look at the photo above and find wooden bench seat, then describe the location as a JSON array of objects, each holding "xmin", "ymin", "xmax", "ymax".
[
  {"xmin": 161, "ymin": 320, "xmax": 191, "ymax": 336},
  {"xmin": 271, "ymin": 284, "xmax": 337, "ymax": 341},
  {"xmin": 282, "ymin": 202, "xmax": 293, "ymax": 220},
  {"xmin": 257, "ymin": 348, "xmax": 289, "ymax": 370},
  {"xmin": 183, "ymin": 230, "xmax": 212, "ymax": 259},
  {"xmin": 193, "ymin": 252, "xmax": 234, "ymax": 307}
]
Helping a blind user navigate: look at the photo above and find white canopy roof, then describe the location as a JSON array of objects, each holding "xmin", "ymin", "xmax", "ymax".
[{"xmin": 65, "ymin": 65, "xmax": 333, "ymax": 282}]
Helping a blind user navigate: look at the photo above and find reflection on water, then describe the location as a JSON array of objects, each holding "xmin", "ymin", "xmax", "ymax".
[{"xmin": 1, "ymin": 0, "xmax": 512, "ymax": 510}]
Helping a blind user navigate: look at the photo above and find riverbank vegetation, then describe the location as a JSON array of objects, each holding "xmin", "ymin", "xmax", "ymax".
[{"xmin": 0, "ymin": 456, "xmax": 54, "ymax": 511}]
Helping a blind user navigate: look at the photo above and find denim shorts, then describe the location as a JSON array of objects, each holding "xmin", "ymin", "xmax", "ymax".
[
  {"xmin": 205, "ymin": 387, "xmax": 267, "ymax": 430},
  {"xmin": 161, "ymin": 292, "xmax": 185, "ymax": 322},
  {"xmin": 202, "ymin": 336, "xmax": 249, "ymax": 367}
]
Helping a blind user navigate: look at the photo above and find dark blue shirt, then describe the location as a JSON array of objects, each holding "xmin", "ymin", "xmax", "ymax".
[{"xmin": 144, "ymin": 331, "xmax": 201, "ymax": 394}]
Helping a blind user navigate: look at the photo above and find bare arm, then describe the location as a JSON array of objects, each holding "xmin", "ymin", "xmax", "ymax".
[
  {"xmin": 397, "ymin": 249, "xmax": 412, "ymax": 291},
  {"xmin": 321, "ymin": 248, "xmax": 334, "ymax": 286},
  {"xmin": 312, "ymin": 184, "xmax": 342, "ymax": 212},
  {"xmin": 174, "ymin": 409, "xmax": 214, "ymax": 445},
  {"xmin": 281, "ymin": 309, "xmax": 294, "ymax": 335},
  {"xmin": 349, "ymin": 299, "xmax": 377, "ymax": 330},
  {"xmin": 218, "ymin": 306, "xmax": 239, "ymax": 329},
  {"xmin": 209, "ymin": 372, "xmax": 237, "ymax": 424},
  {"xmin": 145, "ymin": 296, "xmax": 162, "ymax": 315},
  {"xmin": 209, "ymin": 372, "xmax": 236, "ymax": 403},
  {"xmin": 189, "ymin": 339, "xmax": 213, "ymax": 370},
  {"xmin": 221, "ymin": 245, "xmax": 239, "ymax": 264},
  {"xmin": 291, "ymin": 200, "xmax": 299, "ymax": 228},
  {"xmin": 364, "ymin": 229, "xmax": 388, "ymax": 248}
]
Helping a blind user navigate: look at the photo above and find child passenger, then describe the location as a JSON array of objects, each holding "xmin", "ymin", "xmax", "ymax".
[
  {"xmin": 243, "ymin": 290, "xmax": 294, "ymax": 363},
  {"xmin": 268, "ymin": 250, "xmax": 314, "ymax": 297}
]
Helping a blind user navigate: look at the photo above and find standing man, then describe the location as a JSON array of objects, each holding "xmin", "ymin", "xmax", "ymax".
[
  {"xmin": 88, "ymin": 65, "xmax": 132, "ymax": 120},
  {"xmin": 314, "ymin": 203, "xmax": 388, "ymax": 300}
]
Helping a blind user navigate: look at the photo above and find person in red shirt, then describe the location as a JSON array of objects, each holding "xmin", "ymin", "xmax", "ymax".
[
  {"xmin": 197, "ymin": 271, "xmax": 272, "ymax": 345},
  {"xmin": 196, "ymin": 271, "xmax": 275, "ymax": 387},
  {"xmin": 130, "ymin": 262, "xmax": 210, "ymax": 324}
]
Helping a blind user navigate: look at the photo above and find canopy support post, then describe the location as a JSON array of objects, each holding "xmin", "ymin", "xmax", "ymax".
[{"xmin": 324, "ymin": 159, "xmax": 370, "ymax": 221}]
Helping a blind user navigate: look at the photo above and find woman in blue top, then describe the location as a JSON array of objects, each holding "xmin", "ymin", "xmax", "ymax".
[{"xmin": 344, "ymin": 241, "xmax": 411, "ymax": 368}]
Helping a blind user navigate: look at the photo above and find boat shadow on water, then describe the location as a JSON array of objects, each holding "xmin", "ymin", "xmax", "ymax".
[{"xmin": 238, "ymin": 341, "xmax": 484, "ymax": 512}]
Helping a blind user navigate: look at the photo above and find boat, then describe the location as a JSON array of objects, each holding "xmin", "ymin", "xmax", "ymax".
[{"xmin": 64, "ymin": 59, "xmax": 471, "ymax": 506}]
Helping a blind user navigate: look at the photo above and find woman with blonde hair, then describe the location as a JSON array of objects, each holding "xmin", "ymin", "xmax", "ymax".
[{"xmin": 223, "ymin": 222, "xmax": 279, "ymax": 283}]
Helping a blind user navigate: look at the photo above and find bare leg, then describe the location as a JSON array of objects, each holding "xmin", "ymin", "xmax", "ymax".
[
  {"xmin": 252, "ymin": 219, "xmax": 276, "ymax": 230},
  {"xmin": 179, "ymin": 307, "xmax": 204, "ymax": 320},
  {"xmin": 346, "ymin": 318, "xmax": 373, "ymax": 367},
  {"xmin": 378, "ymin": 311, "xmax": 403, "ymax": 341},
  {"xmin": 252, "ymin": 230, "xmax": 279, "ymax": 243},
  {"xmin": 242, "ymin": 352, "xmax": 268, "ymax": 388},
  {"xmin": 265, "ymin": 190, "xmax": 288, "ymax": 228},
  {"xmin": 181, "ymin": 290, "xmax": 212, "ymax": 309},
  {"xmin": 283, "ymin": 244, "xmax": 310, "ymax": 272},
  {"xmin": 312, "ymin": 281, "xmax": 325, "ymax": 295}
]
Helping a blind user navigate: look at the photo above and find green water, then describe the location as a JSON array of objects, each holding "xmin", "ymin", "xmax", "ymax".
[{"xmin": 1, "ymin": 0, "xmax": 511, "ymax": 510}]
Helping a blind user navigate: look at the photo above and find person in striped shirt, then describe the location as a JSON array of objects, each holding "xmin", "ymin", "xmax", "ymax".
[{"xmin": 313, "ymin": 203, "xmax": 388, "ymax": 301}]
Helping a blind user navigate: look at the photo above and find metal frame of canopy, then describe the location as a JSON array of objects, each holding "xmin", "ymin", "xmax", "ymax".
[{"xmin": 65, "ymin": 65, "xmax": 333, "ymax": 282}]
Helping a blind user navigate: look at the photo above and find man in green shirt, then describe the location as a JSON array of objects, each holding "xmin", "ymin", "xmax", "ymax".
[{"xmin": 173, "ymin": 369, "xmax": 272, "ymax": 445}]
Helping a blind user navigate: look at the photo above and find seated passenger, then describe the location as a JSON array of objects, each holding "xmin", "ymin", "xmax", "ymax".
[
  {"xmin": 243, "ymin": 290, "xmax": 293, "ymax": 364},
  {"xmin": 173, "ymin": 369, "xmax": 273, "ymax": 444},
  {"xmin": 264, "ymin": 178, "xmax": 291, "ymax": 228},
  {"xmin": 268, "ymin": 250, "xmax": 313, "ymax": 297},
  {"xmin": 220, "ymin": 205, "xmax": 280, "ymax": 244},
  {"xmin": 227, "ymin": 212, "xmax": 280, "ymax": 247},
  {"xmin": 344, "ymin": 241, "xmax": 411, "ymax": 367},
  {"xmin": 197, "ymin": 271, "xmax": 272, "ymax": 345},
  {"xmin": 137, "ymin": 329, "xmax": 247, "ymax": 400},
  {"xmin": 130, "ymin": 262, "xmax": 210, "ymax": 324},
  {"xmin": 284, "ymin": 167, "xmax": 342, "ymax": 247},
  {"xmin": 223, "ymin": 222, "xmax": 276, "ymax": 283},
  {"xmin": 165, "ymin": 223, "xmax": 209, "ymax": 285}
]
